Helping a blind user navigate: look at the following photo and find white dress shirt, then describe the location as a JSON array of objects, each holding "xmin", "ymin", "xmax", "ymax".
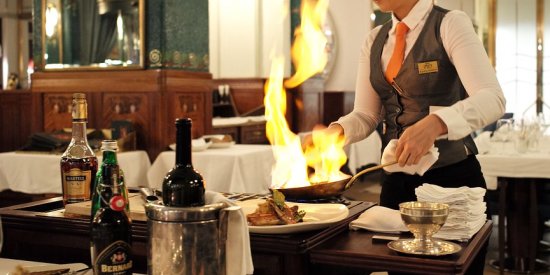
[{"xmin": 336, "ymin": 0, "xmax": 506, "ymax": 145}]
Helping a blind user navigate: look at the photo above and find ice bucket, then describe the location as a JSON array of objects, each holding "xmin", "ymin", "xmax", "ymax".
[{"xmin": 145, "ymin": 201, "xmax": 236, "ymax": 275}]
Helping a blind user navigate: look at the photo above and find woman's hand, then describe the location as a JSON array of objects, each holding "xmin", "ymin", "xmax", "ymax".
[{"xmin": 395, "ymin": 115, "xmax": 447, "ymax": 166}]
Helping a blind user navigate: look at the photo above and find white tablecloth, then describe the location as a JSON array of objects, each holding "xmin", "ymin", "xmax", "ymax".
[
  {"xmin": 0, "ymin": 151, "xmax": 151, "ymax": 194},
  {"xmin": 475, "ymin": 132, "xmax": 550, "ymax": 189},
  {"xmin": 346, "ymin": 132, "xmax": 382, "ymax": 174},
  {"xmin": 147, "ymin": 145, "xmax": 274, "ymax": 194}
]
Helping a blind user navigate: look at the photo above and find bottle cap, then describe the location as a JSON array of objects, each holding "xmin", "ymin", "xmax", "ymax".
[
  {"xmin": 101, "ymin": 140, "xmax": 118, "ymax": 151},
  {"xmin": 73, "ymin": 93, "xmax": 86, "ymax": 99},
  {"xmin": 175, "ymin": 118, "xmax": 192, "ymax": 126},
  {"xmin": 110, "ymin": 195, "xmax": 126, "ymax": 211}
]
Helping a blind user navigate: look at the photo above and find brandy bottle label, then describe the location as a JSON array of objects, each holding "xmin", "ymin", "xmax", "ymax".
[
  {"xmin": 62, "ymin": 168, "xmax": 92, "ymax": 200},
  {"xmin": 93, "ymin": 240, "xmax": 133, "ymax": 274}
]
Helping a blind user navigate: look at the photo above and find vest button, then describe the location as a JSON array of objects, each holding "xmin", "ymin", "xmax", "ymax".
[{"xmin": 395, "ymin": 107, "xmax": 401, "ymax": 113}]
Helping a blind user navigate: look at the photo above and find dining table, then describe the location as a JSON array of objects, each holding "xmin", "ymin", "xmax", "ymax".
[
  {"xmin": 147, "ymin": 144, "xmax": 274, "ymax": 194},
  {"xmin": 0, "ymin": 150, "xmax": 151, "ymax": 194},
  {"xmin": 475, "ymin": 132, "xmax": 550, "ymax": 273}
]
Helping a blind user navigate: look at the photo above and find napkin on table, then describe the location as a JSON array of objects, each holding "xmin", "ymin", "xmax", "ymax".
[
  {"xmin": 349, "ymin": 206, "xmax": 408, "ymax": 233},
  {"xmin": 206, "ymin": 191, "xmax": 254, "ymax": 275},
  {"xmin": 381, "ymin": 139, "xmax": 439, "ymax": 176}
]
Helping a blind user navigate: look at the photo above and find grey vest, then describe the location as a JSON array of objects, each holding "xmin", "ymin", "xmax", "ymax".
[{"xmin": 370, "ymin": 6, "xmax": 477, "ymax": 169}]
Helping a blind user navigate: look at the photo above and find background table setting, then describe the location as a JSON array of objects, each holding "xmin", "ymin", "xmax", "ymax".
[
  {"xmin": 0, "ymin": 150, "xmax": 151, "ymax": 194},
  {"xmin": 474, "ymin": 116, "xmax": 550, "ymax": 273},
  {"xmin": 147, "ymin": 144, "xmax": 274, "ymax": 194}
]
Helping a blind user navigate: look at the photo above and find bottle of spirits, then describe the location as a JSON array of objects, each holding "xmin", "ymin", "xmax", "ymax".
[
  {"xmin": 91, "ymin": 171, "xmax": 133, "ymax": 274},
  {"xmin": 60, "ymin": 93, "xmax": 98, "ymax": 205},
  {"xmin": 91, "ymin": 140, "xmax": 128, "ymax": 220},
  {"xmin": 162, "ymin": 118, "xmax": 205, "ymax": 207}
]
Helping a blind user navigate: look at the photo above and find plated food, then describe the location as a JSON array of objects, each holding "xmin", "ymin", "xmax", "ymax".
[
  {"xmin": 246, "ymin": 190, "xmax": 306, "ymax": 226},
  {"xmin": 239, "ymin": 191, "xmax": 349, "ymax": 234}
]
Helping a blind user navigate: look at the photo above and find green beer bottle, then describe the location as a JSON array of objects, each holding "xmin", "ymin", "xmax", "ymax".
[{"xmin": 91, "ymin": 140, "xmax": 129, "ymax": 220}]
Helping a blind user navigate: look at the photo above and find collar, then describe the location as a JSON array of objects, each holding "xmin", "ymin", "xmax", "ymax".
[{"xmin": 390, "ymin": 0, "xmax": 433, "ymax": 34}]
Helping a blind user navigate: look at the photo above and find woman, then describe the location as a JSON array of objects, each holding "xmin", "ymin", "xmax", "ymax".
[{"xmin": 327, "ymin": 0, "xmax": 505, "ymax": 273}]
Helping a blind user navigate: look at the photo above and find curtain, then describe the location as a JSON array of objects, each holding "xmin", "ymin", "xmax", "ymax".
[{"xmin": 77, "ymin": 0, "xmax": 117, "ymax": 65}]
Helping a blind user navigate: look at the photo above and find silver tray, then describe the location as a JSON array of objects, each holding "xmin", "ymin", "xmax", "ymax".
[{"xmin": 387, "ymin": 238, "xmax": 462, "ymax": 256}]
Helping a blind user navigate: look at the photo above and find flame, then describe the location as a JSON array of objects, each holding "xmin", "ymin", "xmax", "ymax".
[
  {"xmin": 265, "ymin": 57, "xmax": 309, "ymax": 189},
  {"xmin": 284, "ymin": 0, "xmax": 329, "ymax": 88},
  {"xmin": 305, "ymin": 125, "xmax": 347, "ymax": 184},
  {"xmin": 265, "ymin": 0, "xmax": 348, "ymax": 189}
]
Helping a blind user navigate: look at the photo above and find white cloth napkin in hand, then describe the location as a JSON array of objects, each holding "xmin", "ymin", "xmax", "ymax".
[
  {"xmin": 349, "ymin": 206, "xmax": 408, "ymax": 233},
  {"xmin": 206, "ymin": 191, "xmax": 254, "ymax": 275},
  {"xmin": 381, "ymin": 139, "xmax": 439, "ymax": 176}
]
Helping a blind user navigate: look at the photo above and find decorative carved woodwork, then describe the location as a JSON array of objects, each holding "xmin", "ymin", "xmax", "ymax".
[
  {"xmin": 43, "ymin": 94, "xmax": 72, "ymax": 132},
  {"xmin": 31, "ymin": 70, "xmax": 213, "ymax": 160}
]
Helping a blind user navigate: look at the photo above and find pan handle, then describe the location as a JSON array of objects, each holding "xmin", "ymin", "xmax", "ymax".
[{"xmin": 344, "ymin": 160, "xmax": 398, "ymax": 190}]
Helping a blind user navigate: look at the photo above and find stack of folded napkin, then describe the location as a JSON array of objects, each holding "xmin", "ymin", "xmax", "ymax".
[{"xmin": 415, "ymin": 183, "xmax": 487, "ymax": 241}]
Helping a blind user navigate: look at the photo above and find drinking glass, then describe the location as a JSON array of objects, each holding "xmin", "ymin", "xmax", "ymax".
[
  {"xmin": 491, "ymin": 118, "xmax": 515, "ymax": 153},
  {"xmin": 493, "ymin": 119, "xmax": 514, "ymax": 142}
]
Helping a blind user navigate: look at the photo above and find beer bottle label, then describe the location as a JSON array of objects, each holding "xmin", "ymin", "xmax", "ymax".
[
  {"xmin": 62, "ymin": 168, "xmax": 91, "ymax": 200},
  {"xmin": 93, "ymin": 240, "xmax": 133, "ymax": 274}
]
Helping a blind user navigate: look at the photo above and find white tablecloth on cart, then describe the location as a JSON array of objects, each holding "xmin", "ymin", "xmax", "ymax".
[
  {"xmin": 0, "ymin": 150, "xmax": 151, "ymax": 194},
  {"xmin": 147, "ymin": 144, "xmax": 274, "ymax": 194}
]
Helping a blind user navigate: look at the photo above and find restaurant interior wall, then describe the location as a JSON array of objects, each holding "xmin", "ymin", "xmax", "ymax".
[{"xmin": 0, "ymin": 0, "xmax": 32, "ymax": 90}]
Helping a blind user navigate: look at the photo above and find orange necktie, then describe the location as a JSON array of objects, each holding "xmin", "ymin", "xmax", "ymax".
[{"xmin": 385, "ymin": 22, "xmax": 410, "ymax": 84}]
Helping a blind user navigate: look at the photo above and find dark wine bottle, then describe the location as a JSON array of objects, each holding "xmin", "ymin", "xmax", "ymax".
[
  {"xmin": 90, "ymin": 171, "xmax": 133, "ymax": 274},
  {"xmin": 162, "ymin": 118, "xmax": 205, "ymax": 207}
]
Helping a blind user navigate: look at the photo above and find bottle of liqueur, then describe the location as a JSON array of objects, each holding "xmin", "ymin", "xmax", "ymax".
[
  {"xmin": 91, "ymin": 171, "xmax": 133, "ymax": 274},
  {"xmin": 60, "ymin": 93, "xmax": 98, "ymax": 205},
  {"xmin": 91, "ymin": 140, "xmax": 128, "ymax": 220},
  {"xmin": 162, "ymin": 118, "xmax": 205, "ymax": 207}
]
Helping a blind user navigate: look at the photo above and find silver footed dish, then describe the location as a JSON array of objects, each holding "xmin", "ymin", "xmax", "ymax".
[{"xmin": 387, "ymin": 238, "xmax": 462, "ymax": 256}]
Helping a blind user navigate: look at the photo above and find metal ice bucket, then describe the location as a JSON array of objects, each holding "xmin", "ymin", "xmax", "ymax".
[{"xmin": 145, "ymin": 201, "xmax": 237, "ymax": 275}]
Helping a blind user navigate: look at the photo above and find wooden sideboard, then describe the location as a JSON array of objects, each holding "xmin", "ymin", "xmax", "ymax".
[{"xmin": 31, "ymin": 70, "xmax": 213, "ymax": 160}]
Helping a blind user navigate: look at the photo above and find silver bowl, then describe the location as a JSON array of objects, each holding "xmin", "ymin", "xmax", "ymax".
[{"xmin": 398, "ymin": 201, "xmax": 449, "ymax": 254}]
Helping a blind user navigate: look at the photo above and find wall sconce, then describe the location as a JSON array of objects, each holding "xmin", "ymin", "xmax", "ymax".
[{"xmin": 45, "ymin": 3, "xmax": 59, "ymax": 38}]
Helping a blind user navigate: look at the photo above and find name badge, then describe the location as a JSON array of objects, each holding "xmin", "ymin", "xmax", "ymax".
[{"xmin": 417, "ymin": 61, "xmax": 438, "ymax": 74}]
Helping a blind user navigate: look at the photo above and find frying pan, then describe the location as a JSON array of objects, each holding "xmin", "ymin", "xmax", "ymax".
[{"xmin": 273, "ymin": 160, "xmax": 398, "ymax": 200}]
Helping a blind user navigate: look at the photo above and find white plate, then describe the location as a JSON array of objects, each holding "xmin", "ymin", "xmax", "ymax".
[
  {"xmin": 238, "ymin": 199, "xmax": 349, "ymax": 234},
  {"xmin": 209, "ymin": 141, "xmax": 235, "ymax": 149}
]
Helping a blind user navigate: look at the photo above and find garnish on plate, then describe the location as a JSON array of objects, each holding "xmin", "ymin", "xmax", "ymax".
[{"xmin": 247, "ymin": 190, "xmax": 306, "ymax": 226}]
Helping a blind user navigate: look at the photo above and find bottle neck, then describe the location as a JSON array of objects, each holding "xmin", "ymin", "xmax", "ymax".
[
  {"xmin": 102, "ymin": 150, "xmax": 118, "ymax": 165},
  {"xmin": 71, "ymin": 120, "xmax": 89, "ymax": 144},
  {"xmin": 175, "ymin": 123, "xmax": 192, "ymax": 166}
]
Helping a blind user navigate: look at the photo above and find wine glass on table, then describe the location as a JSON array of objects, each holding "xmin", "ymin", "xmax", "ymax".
[{"xmin": 491, "ymin": 118, "xmax": 514, "ymax": 154}]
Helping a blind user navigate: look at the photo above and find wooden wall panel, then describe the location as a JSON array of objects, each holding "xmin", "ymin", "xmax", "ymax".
[
  {"xmin": 323, "ymin": 92, "xmax": 355, "ymax": 126},
  {"xmin": 42, "ymin": 94, "xmax": 72, "ymax": 132},
  {"xmin": 0, "ymin": 91, "xmax": 32, "ymax": 152},
  {"xmin": 31, "ymin": 70, "xmax": 213, "ymax": 160},
  {"xmin": 214, "ymin": 78, "xmax": 265, "ymax": 116}
]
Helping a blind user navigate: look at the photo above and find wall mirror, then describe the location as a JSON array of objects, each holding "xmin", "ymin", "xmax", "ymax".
[{"xmin": 41, "ymin": 0, "xmax": 144, "ymax": 70}]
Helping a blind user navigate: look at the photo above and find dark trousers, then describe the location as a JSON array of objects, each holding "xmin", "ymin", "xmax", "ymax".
[{"xmin": 380, "ymin": 154, "xmax": 489, "ymax": 275}]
